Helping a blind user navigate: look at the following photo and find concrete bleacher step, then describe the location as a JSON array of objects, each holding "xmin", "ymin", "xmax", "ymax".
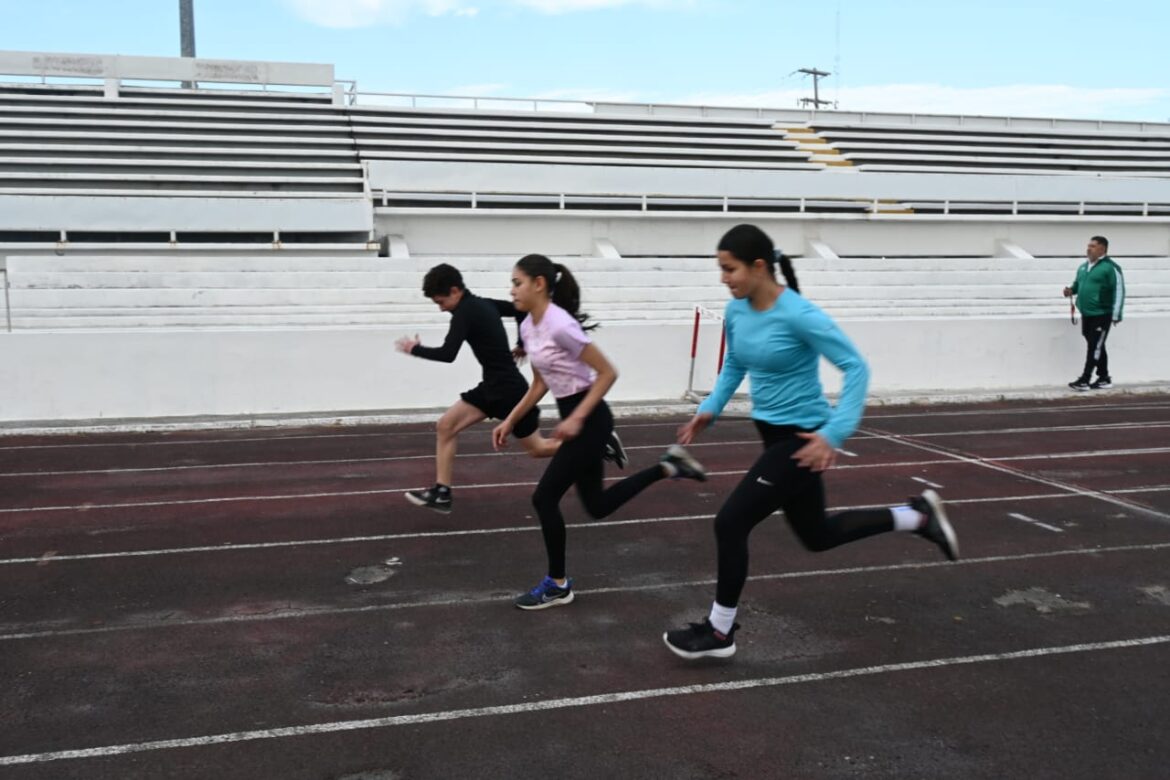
[
  {"xmin": 5, "ymin": 256, "xmax": 387, "ymax": 273},
  {"xmin": 0, "ymin": 129, "xmax": 355, "ymax": 147}
]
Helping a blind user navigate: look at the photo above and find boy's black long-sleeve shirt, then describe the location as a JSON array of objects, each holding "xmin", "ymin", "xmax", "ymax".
[{"xmin": 410, "ymin": 291, "xmax": 527, "ymax": 399}]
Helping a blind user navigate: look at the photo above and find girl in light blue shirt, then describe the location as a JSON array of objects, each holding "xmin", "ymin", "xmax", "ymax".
[{"xmin": 663, "ymin": 224, "xmax": 961, "ymax": 661}]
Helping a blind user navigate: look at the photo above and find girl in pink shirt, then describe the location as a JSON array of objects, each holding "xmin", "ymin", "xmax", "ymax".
[{"xmin": 493, "ymin": 253, "xmax": 707, "ymax": 610}]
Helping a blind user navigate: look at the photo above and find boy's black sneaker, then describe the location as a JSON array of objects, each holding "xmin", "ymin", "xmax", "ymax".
[
  {"xmin": 603, "ymin": 430, "xmax": 629, "ymax": 469},
  {"xmin": 910, "ymin": 489, "xmax": 959, "ymax": 561},
  {"xmin": 663, "ymin": 617, "xmax": 739, "ymax": 659},
  {"xmin": 514, "ymin": 576, "xmax": 574, "ymax": 610},
  {"xmin": 405, "ymin": 486, "xmax": 452, "ymax": 514},
  {"xmin": 660, "ymin": 445, "xmax": 707, "ymax": 481},
  {"xmin": 1090, "ymin": 378, "xmax": 1112, "ymax": 390},
  {"xmin": 1069, "ymin": 379, "xmax": 1091, "ymax": 391}
]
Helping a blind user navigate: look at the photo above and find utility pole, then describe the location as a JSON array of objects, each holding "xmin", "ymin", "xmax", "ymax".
[
  {"xmin": 798, "ymin": 67, "xmax": 832, "ymax": 110},
  {"xmin": 179, "ymin": 0, "xmax": 196, "ymax": 88}
]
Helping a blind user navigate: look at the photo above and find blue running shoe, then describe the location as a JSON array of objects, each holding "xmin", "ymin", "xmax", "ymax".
[{"xmin": 514, "ymin": 576, "xmax": 574, "ymax": 610}]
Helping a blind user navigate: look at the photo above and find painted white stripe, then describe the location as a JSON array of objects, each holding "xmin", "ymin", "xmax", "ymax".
[
  {"xmin": 998, "ymin": 446, "xmax": 1170, "ymax": 462},
  {"xmin": 4, "ymin": 541, "xmax": 1169, "ymax": 642},
  {"xmin": 0, "ymin": 438, "xmax": 767, "ymax": 479},
  {"xmin": 864, "ymin": 402, "xmax": 1170, "ymax": 420},
  {"xmin": 861, "ymin": 427, "xmax": 1170, "ymax": 524},
  {"xmin": 2, "ymin": 400, "xmax": 1165, "ymax": 452},
  {"xmin": 911, "ymin": 476, "xmax": 945, "ymax": 489},
  {"xmin": 1, "ymin": 634, "xmax": 1166, "ymax": 766},
  {"xmin": 907, "ymin": 421, "xmax": 1170, "ymax": 438},
  {"xmin": 6, "ymin": 443, "xmax": 1169, "ymax": 517},
  {"xmin": 836, "ymin": 448, "xmax": 859, "ymax": 457},
  {"xmin": 1008, "ymin": 513, "xmax": 1065, "ymax": 533},
  {"xmin": 4, "ymin": 436, "xmax": 1168, "ymax": 482},
  {"xmin": 11, "ymin": 485, "xmax": 1170, "ymax": 567}
]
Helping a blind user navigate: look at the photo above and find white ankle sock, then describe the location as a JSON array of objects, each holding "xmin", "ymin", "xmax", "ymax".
[
  {"xmin": 891, "ymin": 505, "xmax": 924, "ymax": 531},
  {"xmin": 708, "ymin": 601, "xmax": 737, "ymax": 634},
  {"xmin": 661, "ymin": 461, "xmax": 679, "ymax": 478}
]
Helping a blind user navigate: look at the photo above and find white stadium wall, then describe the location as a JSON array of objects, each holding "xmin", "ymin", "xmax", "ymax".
[{"xmin": 0, "ymin": 316, "xmax": 1166, "ymax": 426}]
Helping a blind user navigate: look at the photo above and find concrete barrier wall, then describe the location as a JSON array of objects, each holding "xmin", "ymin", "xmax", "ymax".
[{"xmin": 0, "ymin": 316, "xmax": 1165, "ymax": 425}]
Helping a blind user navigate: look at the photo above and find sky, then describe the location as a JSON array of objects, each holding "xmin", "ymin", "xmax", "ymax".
[{"xmin": 1, "ymin": 0, "xmax": 1168, "ymax": 122}]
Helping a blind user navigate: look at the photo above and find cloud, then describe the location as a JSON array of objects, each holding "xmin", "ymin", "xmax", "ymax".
[
  {"xmin": 285, "ymin": 0, "xmax": 690, "ymax": 27},
  {"xmin": 674, "ymin": 84, "xmax": 1170, "ymax": 121},
  {"xmin": 284, "ymin": 0, "xmax": 478, "ymax": 28},
  {"xmin": 511, "ymin": 0, "xmax": 695, "ymax": 12}
]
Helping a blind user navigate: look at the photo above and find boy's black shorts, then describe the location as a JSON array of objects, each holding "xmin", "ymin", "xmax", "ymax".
[{"xmin": 461, "ymin": 383, "xmax": 540, "ymax": 439}]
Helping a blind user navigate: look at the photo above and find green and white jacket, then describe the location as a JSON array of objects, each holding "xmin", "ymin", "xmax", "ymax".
[{"xmin": 1070, "ymin": 256, "xmax": 1125, "ymax": 322}]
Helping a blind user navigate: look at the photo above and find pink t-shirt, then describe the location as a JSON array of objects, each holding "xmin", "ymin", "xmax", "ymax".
[{"xmin": 521, "ymin": 303, "xmax": 596, "ymax": 399}]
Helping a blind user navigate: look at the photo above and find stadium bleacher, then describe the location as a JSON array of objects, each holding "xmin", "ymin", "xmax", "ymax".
[
  {"xmin": 0, "ymin": 49, "xmax": 1167, "ymax": 425},
  {"xmin": 811, "ymin": 122, "xmax": 1170, "ymax": 175},
  {"xmin": 5, "ymin": 253, "xmax": 1168, "ymax": 331}
]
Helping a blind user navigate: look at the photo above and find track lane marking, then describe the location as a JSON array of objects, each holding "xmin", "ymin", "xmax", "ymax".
[
  {"xmin": 861, "ymin": 427, "xmax": 1170, "ymax": 524},
  {"xmin": 4, "ymin": 446, "xmax": 1170, "ymax": 515},
  {"xmin": 4, "ymin": 487, "xmax": 1170, "ymax": 566},
  {"xmin": 1008, "ymin": 513, "xmax": 1065, "ymax": 533},
  {"xmin": 1, "ymin": 634, "xmax": 1166, "ymax": 766},
  {"xmin": 3, "ymin": 542, "xmax": 1168, "ymax": 642}
]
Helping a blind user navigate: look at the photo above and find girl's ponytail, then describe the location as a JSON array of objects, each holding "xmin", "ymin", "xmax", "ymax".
[{"xmin": 515, "ymin": 254, "xmax": 596, "ymax": 330}]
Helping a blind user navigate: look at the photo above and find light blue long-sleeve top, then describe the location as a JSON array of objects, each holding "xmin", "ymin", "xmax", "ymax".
[{"xmin": 697, "ymin": 289, "xmax": 870, "ymax": 449}]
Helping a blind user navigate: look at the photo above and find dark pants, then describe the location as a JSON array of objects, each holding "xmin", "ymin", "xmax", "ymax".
[
  {"xmin": 533, "ymin": 391, "xmax": 664, "ymax": 579},
  {"xmin": 713, "ymin": 422, "xmax": 894, "ymax": 608},
  {"xmin": 1078, "ymin": 314, "xmax": 1112, "ymax": 382}
]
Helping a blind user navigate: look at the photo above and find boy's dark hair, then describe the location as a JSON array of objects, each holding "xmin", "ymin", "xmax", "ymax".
[
  {"xmin": 717, "ymin": 223, "xmax": 800, "ymax": 293},
  {"xmin": 514, "ymin": 253, "xmax": 596, "ymax": 330},
  {"xmin": 1090, "ymin": 235, "xmax": 1109, "ymax": 250},
  {"xmin": 422, "ymin": 263, "xmax": 465, "ymax": 298}
]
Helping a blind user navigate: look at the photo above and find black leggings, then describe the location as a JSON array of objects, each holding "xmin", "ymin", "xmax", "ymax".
[
  {"xmin": 533, "ymin": 391, "xmax": 665, "ymax": 578},
  {"xmin": 714, "ymin": 421, "xmax": 894, "ymax": 607}
]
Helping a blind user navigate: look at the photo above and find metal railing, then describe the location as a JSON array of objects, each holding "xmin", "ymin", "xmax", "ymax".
[
  {"xmin": 339, "ymin": 86, "xmax": 596, "ymax": 113},
  {"xmin": 371, "ymin": 188, "xmax": 1170, "ymax": 218}
]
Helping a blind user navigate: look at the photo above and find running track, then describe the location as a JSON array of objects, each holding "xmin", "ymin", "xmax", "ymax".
[{"xmin": 0, "ymin": 395, "xmax": 1168, "ymax": 779}]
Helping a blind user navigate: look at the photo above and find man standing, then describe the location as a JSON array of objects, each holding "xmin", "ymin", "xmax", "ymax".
[{"xmin": 1063, "ymin": 236, "xmax": 1125, "ymax": 391}]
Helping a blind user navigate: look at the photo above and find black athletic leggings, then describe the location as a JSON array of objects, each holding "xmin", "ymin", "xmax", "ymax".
[
  {"xmin": 533, "ymin": 391, "xmax": 664, "ymax": 579},
  {"xmin": 714, "ymin": 421, "xmax": 894, "ymax": 607}
]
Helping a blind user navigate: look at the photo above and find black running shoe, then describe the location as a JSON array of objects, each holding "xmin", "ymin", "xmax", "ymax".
[
  {"xmin": 660, "ymin": 444, "xmax": 707, "ymax": 481},
  {"xmin": 514, "ymin": 576, "xmax": 574, "ymax": 610},
  {"xmin": 1069, "ymin": 379, "xmax": 1091, "ymax": 391},
  {"xmin": 910, "ymin": 489, "xmax": 959, "ymax": 561},
  {"xmin": 663, "ymin": 617, "xmax": 739, "ymax": 659},
  {"xmin": 603, "ymin": 430, "xmax": 629, "ymax": 469},
  {"xmin": 404, "ymin": 486, "xmax": 452, "ymax": 514},
  {"xmin": 1090, "ymin": 378, "xmax": 1112, "ymax": 390}
]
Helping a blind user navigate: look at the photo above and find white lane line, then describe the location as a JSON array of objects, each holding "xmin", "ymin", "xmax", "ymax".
[
  {"xmin": 861, "ymin": 426, "xmax": 1170, "ymax": 524},
  {"xmin": 2, "ymin": 420, "xmax": 1167, "ymax": 479},
  {"xmin": 911, "ymin": 476, "xmax": 945, "ymax": 489},
  {"xmin": 1, "ymin": 633, "xmax": 1166, "ymax": 766},
  {"xmin": 0, "ymin": 439, "xmax": 766, "ymax": 479},
  {"xmin": 4, "ymin": 541, "xmax": 1169, "ymax": 642},
  {"xmin": 2, "ymin": 400, "xmax": 1162, "ymax": 453},
  {"xmin": 866, "ymin": 402, "xmax": 1170, "ymax": 419},
  {"xmin": 1008, "ymin": 513, "xmax": 1065, "ymax": 533},
  {"xmin": 909, "ymin": 421, "xmax": 1170, "ymax": 438},
  {"xmin": 997, "ymin": 446, "xmax": 1170, "ymax": 462},
  {"xmin": 10, "ymin": 486, "xmax": 1170, "ymax": 566},
  {"xmin": 5, "ymin": 443, "xmax": 1169, "ymax": 516}
]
